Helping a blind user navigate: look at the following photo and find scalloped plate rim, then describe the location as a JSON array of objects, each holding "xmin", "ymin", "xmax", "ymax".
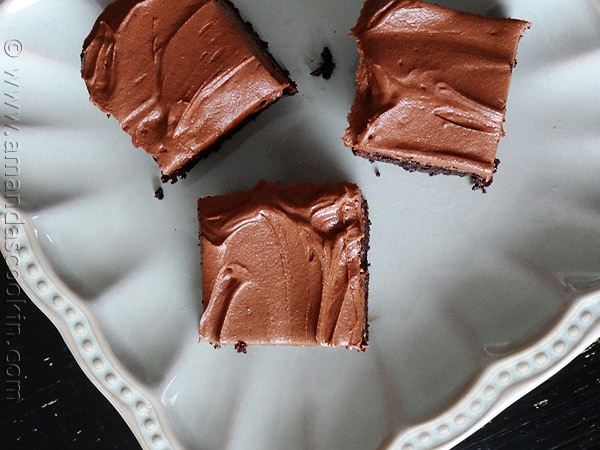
[{"xmin": 2, "ymin": 0, "xmax": 600, "ymax": 448}]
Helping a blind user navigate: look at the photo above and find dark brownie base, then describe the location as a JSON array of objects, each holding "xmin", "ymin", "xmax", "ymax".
[
  {"xmin": 353, "ymin": 148, "xmax": 498, "ymax": 193},
  {"xmin": 358, "ymin": 196, "xmax": 370, "ymax": 351}
]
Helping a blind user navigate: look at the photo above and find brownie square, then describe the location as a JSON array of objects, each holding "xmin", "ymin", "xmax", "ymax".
[
  {"xmin": 82, "ymin": 0, "xmax": 296, "ymax": 181},
  {"xmin": 343, "ymin": 0, "xmax": 529, "ymax": 190},
  {"xmin": 197, "ymin": 181, "xmax": 369, "ymax": 351}
]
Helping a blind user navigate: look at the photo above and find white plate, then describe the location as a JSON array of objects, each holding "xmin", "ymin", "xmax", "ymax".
[{"xmin": 1, "ymin": 0, "xmax": 600, "ymax": 449}]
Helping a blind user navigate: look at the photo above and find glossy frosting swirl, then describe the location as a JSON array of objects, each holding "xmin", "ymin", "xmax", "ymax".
[
  {"xmin": 198, "ymin": 181, "xmax": 369, "ymax": 350},
  {"xmin": 343, "ymin": 0, "xmax": 530, "ymax": 183},
  {"xmin": 81, "ymin": 0, "xmax": 296, "ymax": 177}
]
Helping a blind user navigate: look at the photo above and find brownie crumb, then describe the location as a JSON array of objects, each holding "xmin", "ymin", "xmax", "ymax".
[
  {"xmin": 234, "ymin": 341, "xmax": 248, "ymax": 354},
  {"xmin": 161, "ymin": 170, "xmax": 189, "ymax": 184},
  {"xmin": 154, "ymin": 187, "xmax": 164, "ymax": 200},
  {"xmin": 311, "ymin": 47, "xmax": 335, "ymax": 80},
  {"xmin": 375, "ymin": 168, "xmax": 381, "ymax": 177}
]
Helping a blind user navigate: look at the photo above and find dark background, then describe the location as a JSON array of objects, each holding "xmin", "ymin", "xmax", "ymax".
[{"xmin": 1, "ymin": 257, "xmax": 598, "ymax": 450}]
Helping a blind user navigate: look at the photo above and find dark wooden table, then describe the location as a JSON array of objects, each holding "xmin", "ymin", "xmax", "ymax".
[{"xmin": 2, "ymin": 257, "xmax": 599, "ymax": 449}]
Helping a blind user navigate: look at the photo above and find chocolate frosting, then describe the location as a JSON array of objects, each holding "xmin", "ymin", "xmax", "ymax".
[
  {"xmin": 343, "ymin": 0, "xmax": 530, "ymax": 183},
  {"xmin": 198, "ymin": 181, "xmax": 369, "ymax": 350},
  {"xmin": 82, "ymin": 0, "xmax": 296, "ymax": 177}
]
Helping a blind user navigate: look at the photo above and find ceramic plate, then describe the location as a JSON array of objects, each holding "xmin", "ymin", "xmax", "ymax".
[{"xmin": 1, "ymin": 0, "xmax": 599, "ymax": 449}]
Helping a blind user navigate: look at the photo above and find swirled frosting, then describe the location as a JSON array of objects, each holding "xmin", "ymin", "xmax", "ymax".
[
  {"xmin": 198, "ymin": 181, "xmax": 369, "ymax": 351},
  {"xmin": 81, "ymin": 0, "xmax": 296, "ymax": 178},
  {"xmin": 343, "ymin": 0, "xmax": 529, "ymax": 187}
]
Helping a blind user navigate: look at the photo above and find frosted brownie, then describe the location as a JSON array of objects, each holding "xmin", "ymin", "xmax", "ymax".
[
  {"xmin": 197, "ymin": 181, "xmax": 370, "ymax": 351},
  {"xmin": 81, "ymin": 0, "xmax": 296, "ymax": 182},
  {"xmin": 343, "ymin": 0, "xmax": 529, "ymax": 190}
]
